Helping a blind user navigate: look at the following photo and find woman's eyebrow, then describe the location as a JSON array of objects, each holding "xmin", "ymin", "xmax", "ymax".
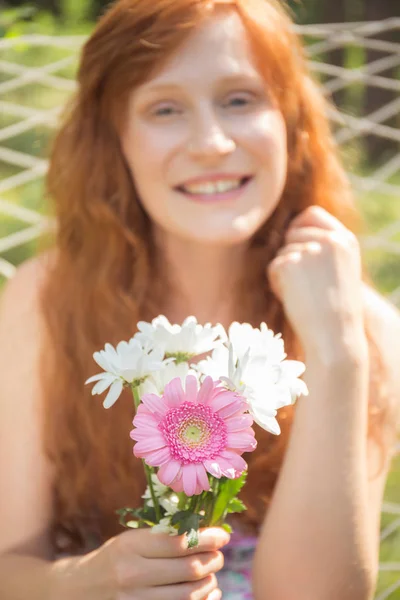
[{"xmin": 138, "ymin": 71, "xmax": 263, "ymax": 97}]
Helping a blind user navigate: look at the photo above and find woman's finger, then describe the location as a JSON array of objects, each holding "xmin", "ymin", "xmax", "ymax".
[
  {"xmin": 138, "ymin": 573, "xmax": 219, "ymax": 599},
  {"xmin": 288, "ymin": 205, "xmax": 348, "ymax": 233},
  {"xmin": 285, "ymin": 226, "xmax": 354, "ymax": 246},
  {"xmin": 129, "ymin": 527, "xmax": 230, "ymax": 559},
  {"xmin": 276, "ymin": 241, "xmax": 321, "ymax": 257},
  {"xmin": 139, "ymin": 551, "xmax": 224, "ymax": 586}
]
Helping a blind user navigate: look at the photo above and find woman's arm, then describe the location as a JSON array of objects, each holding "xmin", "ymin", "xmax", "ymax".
[
  {"xmin": 253, "ymin": 343, "xmax": 374, "ymax": 600},
  {"xmin": 253, "ymin": 206, "xmax": 400, "ymax": 600}
]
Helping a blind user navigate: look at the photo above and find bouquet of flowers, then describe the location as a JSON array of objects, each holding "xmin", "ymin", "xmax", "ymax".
[{"xmin": 86, "ymin": 317, "xmax": 308, "ymax": 547}]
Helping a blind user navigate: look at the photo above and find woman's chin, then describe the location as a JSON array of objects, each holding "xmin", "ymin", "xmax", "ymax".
[{"xmin": 168, "ymin": 225, "xmax": 259, "ymax": 247}]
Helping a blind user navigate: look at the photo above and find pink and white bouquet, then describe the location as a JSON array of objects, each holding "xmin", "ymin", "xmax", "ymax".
[{"xmin": 86, "ymin": 317, "xmax": 308, "ymax": 547}]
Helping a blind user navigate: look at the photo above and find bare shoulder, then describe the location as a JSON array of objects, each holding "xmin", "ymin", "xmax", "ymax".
[
  {"xmin": 0, "ymin": 251, "xmax": 55, "ymax": 316},
  {"xmin": 362, "ymin": 282, "xmax": 400, "ymax": 331},
  {"xmin": 362, "ymin": 282, "xmax": 400, "ymax": 359},
  {"xmin": 362, "ymin": 282, "xmax": 400, "ymax": 430}
]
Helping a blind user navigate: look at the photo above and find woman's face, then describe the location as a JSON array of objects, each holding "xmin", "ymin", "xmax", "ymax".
[{"xmin": 121, "ymin": 10, "xmax": 287, "ymax": 246}]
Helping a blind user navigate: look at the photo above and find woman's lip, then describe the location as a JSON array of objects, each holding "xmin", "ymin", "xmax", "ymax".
[
  {"xmin": 175, "ymin": 176, "xmax": 254, "ymax": 204},
  {"xmin": 177, "ymin": 173, "xmax": 252, "ymax": 186}
]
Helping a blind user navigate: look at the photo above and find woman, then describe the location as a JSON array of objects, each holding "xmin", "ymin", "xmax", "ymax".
[{"xmin": 0, "ymin": 0, "xmax": 399, "ymax": 598}]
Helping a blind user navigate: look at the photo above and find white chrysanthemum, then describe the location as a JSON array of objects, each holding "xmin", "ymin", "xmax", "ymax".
[
  {"xmin": 86, "ymin": 338, "xmax": 166, "ymax": 409},
  {"xmin": 139, "ymin": 361, "xmax": 194, "ymax": 396},
  {"xmin": 160, "ymin": 495, "xmax": 180, "ymax": 516},
  {"xmin": 151, "ymin": 517, "xmax": 178, "ymax": 536},
  {"xmin": 142, "ymin": 474, "xmax": 170, "ymax": 502},
  {"xmin": 196, "ymin": 329, "xmax": 308, "ymax": 435},
  {"xmin": 135, "ymin": 315, "xmax": 226, "ymax": 358},
  {"xmin": 228, "ymin": 321, "xmax": 287, "ymax": 363},
  {"xmin": 142, "ymin": 476, "xmax": 180, "ymax": 514}
]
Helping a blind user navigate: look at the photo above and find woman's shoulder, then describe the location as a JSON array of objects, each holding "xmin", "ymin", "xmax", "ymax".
[
  {"xmin": 0, "ymin": 251, "xmax": 56, "ymax": 380},
  {"xmin": 362, "ymin": 282, "xmax": 400, "ymax": 429},
  {"xmin": 0, "ymin": 250, "xmax": 55, "ymax": 318},
  {"xmin": 362, "ymin": 282, "xmax": 400, "ymax": 355},
  {"xmin": 362, "ymin": 282, "xmax": 400, "ymax": 324}
]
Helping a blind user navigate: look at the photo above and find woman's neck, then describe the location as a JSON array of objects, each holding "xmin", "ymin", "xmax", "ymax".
[{"xmin": 155, "ymin": 231, "xmax": 247, "ymax": 328}]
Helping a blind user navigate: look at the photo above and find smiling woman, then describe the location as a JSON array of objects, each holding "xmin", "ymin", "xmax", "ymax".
[{"xmin": 0, "ymin": 1, "xmax": 399, "ymax": 600}]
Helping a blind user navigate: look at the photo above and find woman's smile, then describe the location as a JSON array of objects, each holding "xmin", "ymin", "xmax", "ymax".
[{"xmin": 175, "ymin": 174, "xmax": 254, "ymax": 204}]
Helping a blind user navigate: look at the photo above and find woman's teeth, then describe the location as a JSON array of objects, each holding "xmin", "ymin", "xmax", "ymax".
[{"xmin": 182, "ymin": 179, "xmax": 243, "ymax": 195}]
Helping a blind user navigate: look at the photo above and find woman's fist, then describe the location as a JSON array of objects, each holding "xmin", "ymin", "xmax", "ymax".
[
  {"xmin": 267, "ymin": 205, "xmax": 367, "ymax": 362},
  {"xmin": 54, "ymin": 527, "xmax": 229, "ymax": 600}
]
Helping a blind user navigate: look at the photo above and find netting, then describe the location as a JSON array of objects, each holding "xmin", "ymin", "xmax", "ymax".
[{"xmin": 0, "ymin": 18, "xmax": 399, "ymax": 599}]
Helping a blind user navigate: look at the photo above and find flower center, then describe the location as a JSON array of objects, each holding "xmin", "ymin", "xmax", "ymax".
[
  {"xmin": 183, "ymin": 424, "xmax": 204, "ymax": 444},
  {"xmin": 159, "ymin": 402, "xmax": 227, "ymax": 464}
]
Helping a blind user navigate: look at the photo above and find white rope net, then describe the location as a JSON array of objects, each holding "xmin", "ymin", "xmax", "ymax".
[{"xmin": 0, "ymin": 18, "xmax": 399, "ymax": 598}]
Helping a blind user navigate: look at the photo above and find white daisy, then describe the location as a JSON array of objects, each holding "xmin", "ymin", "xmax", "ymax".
[
  {"xmin": 86, "ymin": 338, "xmax": 166, "ymax": 409},
  {"xmin": 151, "ymin": 517, "xmax": 178, "ymax": 536},
  {"xmin": 139, "ymin": 361, "xmax": 193, "ymax": 396},
  {"xmin": 135, "ymin": 315, "xmax": 226, "ymax": 359}
]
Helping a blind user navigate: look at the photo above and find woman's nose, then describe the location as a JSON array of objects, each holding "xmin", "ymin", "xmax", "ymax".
[{"xmin": 187, "ymin": 113, "xmax": 236, "ymax": 161}]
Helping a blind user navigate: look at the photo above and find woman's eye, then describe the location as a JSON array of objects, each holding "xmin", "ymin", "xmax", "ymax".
[
  {"xmin": 152, "ymin": 105, "xmax": 180, "ymax": 117},
  {"xmin": 225, "ymin": 95, "xmax": 253, "ymax": 108}
]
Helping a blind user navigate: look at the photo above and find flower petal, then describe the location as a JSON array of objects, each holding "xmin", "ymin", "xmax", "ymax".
[
  {"xmin": 157, "ymin": 460, "xmax": 182, "ymax": 485},
  {"xmin": 182, "ymin": 464, "xmax": 198, "ymax": 496},
  {"xmin": 195, "ymin": 464, "xmax": 210, "ymax": 492},
  {"xmin": 252, "ymin": 412, "xmax": 281, "ymax": 435},
  {"xmin": 132, "ymin": 412, "xmax": 159, "ymax": 429},
  {"xmin": 133, "ymin": 434, "xmax": 167, "ymax": 455},
  {"xmin": 170, "ymin": 475, "xmax": 184, "ymax": 493},
  {"xmin": 225, "ymin": 414, "xmax": 254, "ymax": 432},
  {"xmin": 204, "ymin": 460, "xmax": 222, "ymax": 478},
  {"xmin": 141, "ymin": 393, "xmax": 168, "ymax": 418},
  {"xmin": 216, "ymin": 399, "xmax": 246, "ymax": 420},
  {"xmin": 144, "ymin": 446, "xmax": 172, "ymax": 467},
  {"xmin": 93, "ymin": 351, "xmax": 113, "ymax": 373},
  {"xmin": 185, "ymin": 375, "xmax": 198, "ymax": 403},
  {"xmin": 216, "ymin": 457, "xmax": 236, "ymax": 479},
  {"xmin": 103, "ymin": 379, "xmax": 123, "ymax": 409},
  {"xmin": 197, "ymin": 376, "xmax": 214, "ymax": 405},
  {"xmin": 91, "ymin": 375, "xmax": 115, "ymax": 395},
  {"xmin": 281, "ymin": 360, "xmax": 306, "ymax": 378},
  {"xmin": 220, "ymin": 450, "xmax": 248, "ymax": 472},
  {"xmin": 226, "ymin": 432, "xmax": 257, "ymax": 452},
  {"xmin": 129, "ymin": 425, "xmax": 159, "ymax": 441},
  {"xmin": 163, "ymin": 377, "xmax": 185, "ymax": 408},
  {"xmin": 85, "ymin": 373, "xmax": 107, "ymax": 384}
]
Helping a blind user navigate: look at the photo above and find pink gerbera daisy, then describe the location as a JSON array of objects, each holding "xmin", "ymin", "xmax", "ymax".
[{"xmin": 130, "ymin": 375, "xmax": 257, "ymax": 496}]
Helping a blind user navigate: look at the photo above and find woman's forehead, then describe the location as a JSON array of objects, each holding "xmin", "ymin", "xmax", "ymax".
[{"xmin": 135, "ymin": 11, "xmax": 263, "ymax": 93}]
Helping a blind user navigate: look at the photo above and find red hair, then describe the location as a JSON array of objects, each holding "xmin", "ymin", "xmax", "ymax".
[{"xmin": 42, "ymin": 0, "xmax": 390, "ymax": 552}]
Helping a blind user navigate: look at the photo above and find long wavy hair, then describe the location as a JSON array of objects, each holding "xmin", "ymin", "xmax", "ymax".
[{"xmin": 42, "ymin": 0, "xmax": 391, "ymax": 553}]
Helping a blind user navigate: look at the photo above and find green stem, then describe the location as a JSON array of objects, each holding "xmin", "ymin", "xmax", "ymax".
[
  {"xmin": 208, "ymin": 478, "xmax": 220, "ymax": 526},
  {"xmin": 189, "ymin": 495, "xmax": 198, "ymax": 513},
  {"xmin": 132, "ymin": 386, "xmax": 162, "ymax": 522}
]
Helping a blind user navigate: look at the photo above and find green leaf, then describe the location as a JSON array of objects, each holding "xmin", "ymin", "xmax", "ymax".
[
  {"xmin": 171, "ymin": 510, "xmax": 201, "ymax": 535},
  {"xmin": 186, "ymin": 528, "xmax": 199, "ymax": 548},
  {"xmin": 211, "ymin": 473, "xmax": 247, "ymax": 525},
  {"xmin": 221, "ymin": 523, "xmax": 233, "ymax": 534},
  {"xmin": 227, "ymin": 498, "xmax": 247, "ymax": 514},
  {"xmin": 116, "ymin": 506, "xmax": 157, "ymax": 528},
  {"xmin": 126, "ymin": 520, "xmax": 140, "ymax": 529}
]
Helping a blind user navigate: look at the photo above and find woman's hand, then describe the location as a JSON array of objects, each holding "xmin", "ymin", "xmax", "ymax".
[
  {"xmin": 57, "ymin": 526, "xmax": 229, "ymax": 600},
  {"xmin": 267, "ymin": 205, "xmax": 367, "ymax": 363}
]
